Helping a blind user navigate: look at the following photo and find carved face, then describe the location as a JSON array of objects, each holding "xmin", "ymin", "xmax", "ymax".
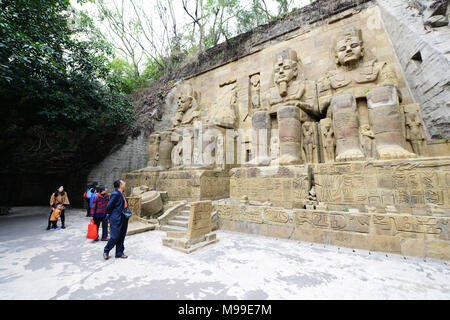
[
  {"xmin": 407, "ymin": 113, "xmax": 421, "ymax": 126},
  {"xmin": 177, "ymin": 94, "xmax": 193, "ymax": 112},
  {"xmin": 274, "ymin": 57, "xmax": 297, "ymax": 84},
  {"xmin": 323, "ymin": 122, "xmax": 332, "ymax": 133},
  {"xmin": 303, "ymin": 123, "xmax": 312, "ymax": 134},
  {"xmin": 250, "ymin": 74, "xmax": 260, "ymax": 88},
  {"xmin": 335, "ymin": 36, "xmax": 364, "ymax": 66},
  {"xmin": 149, "ymin": 134, "xmax": 160, "ymax": 144}
]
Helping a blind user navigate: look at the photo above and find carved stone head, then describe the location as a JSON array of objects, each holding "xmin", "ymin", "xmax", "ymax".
[
  {"xmin": 303, "ymin": 121, "xmax": 313, "ymax": 134},
  {"xmin": 149, "ymin": 132, "xmax": 160, "ymax": 145},
  {"xmin": 334, "ymin": 26, "xmax": 364, "ymax": 66},
  {"xmin": 273, "ymin": 49, "xmax": 298, "ymax": 85},
  {"xmin": 250, "ymin": 74, "xmax": 260, "ymax": 88},
  {"xmin": 177, "ymin": 85, "xmax": 197, "ymax": 112}
]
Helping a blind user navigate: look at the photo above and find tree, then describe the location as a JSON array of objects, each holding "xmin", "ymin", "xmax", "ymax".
[{"xmin": 0, "ymin": 0, "xmax": 135, "ymax": 166}]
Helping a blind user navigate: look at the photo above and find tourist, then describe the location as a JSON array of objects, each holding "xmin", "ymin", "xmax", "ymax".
[
  {"xmin": 90, "ymin": 185, "xmax": 110, "ymax": 241},
  {"xmin": 49, "ymin": 204, "xmax": 64, "ymax": 229},
  {"xmin": 47, "ymin": 185, "xmax": 70, "ymax": 230},
  {"xmin": 85, "ymin": 181, "xmax": 98, "ymax": 217},
  {"xmin": 103, "ymin": 179, "xmax": 129, "ymax": 260},
  {"xmin": 89, "ymin": 186, "xmax": 98, "ymax": 212}
]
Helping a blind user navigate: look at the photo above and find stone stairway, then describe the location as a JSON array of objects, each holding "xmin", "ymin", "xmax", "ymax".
[
  {"xmin": 160, "ymin": 207, "xmax": 190, "ymax": 233},
  {"xmin": 161, "ymin": 201, "xmax": 218, "ymax": 253}
]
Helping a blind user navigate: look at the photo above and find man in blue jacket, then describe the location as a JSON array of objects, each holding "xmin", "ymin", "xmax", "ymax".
[{"xmin": 103, "ymin": 179, "xmax": 129, "ymax": 260}]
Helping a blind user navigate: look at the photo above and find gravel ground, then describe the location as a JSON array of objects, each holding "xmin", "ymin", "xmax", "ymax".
[{"xmin": 0, "ymin": 206, "xmax": 449, "ymax": 300}]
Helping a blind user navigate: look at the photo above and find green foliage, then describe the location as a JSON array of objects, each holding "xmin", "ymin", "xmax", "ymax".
[{"xmin": 0, "ymin": 0, "xmax": 135, "ymax": 155}]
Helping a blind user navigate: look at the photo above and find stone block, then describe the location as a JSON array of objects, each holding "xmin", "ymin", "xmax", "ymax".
[
  {"xmin": 368, "ymin": 235, "xmax": 401, "ymax": 254},
  {"xmin": 400, "ymin": 238, "xmax": 426, "ymax": 258},
  {"xmin": 426, "ymin": 240, "xmax": 450, "ymax": 260}
]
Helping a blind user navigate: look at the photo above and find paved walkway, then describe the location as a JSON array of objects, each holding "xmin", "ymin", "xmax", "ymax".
[{"xmin": 0, "ymin": 207, "xmax": 449, "ymax": 299}]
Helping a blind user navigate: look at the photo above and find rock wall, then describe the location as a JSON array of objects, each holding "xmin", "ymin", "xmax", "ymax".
[
  {"xmin": 86, "ymin": 83, "xmax": 180, "ymax": 190},
  {"xmin": 377, "ymin": 0, "xmax": 450, "ymax": 139},
  {"xmin": 90, "ymin": 0, "xmax": 450, "ymax": 193}
]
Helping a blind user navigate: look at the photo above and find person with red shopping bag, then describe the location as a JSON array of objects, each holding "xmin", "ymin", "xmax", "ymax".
[{"xmin": 89, "ymin": 185, "xmax": 110, "ymax": 241}]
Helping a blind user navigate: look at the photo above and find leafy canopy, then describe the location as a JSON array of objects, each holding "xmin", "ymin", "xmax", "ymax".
[{"xmin": 0, "ymin": 0, "xmax": 135, "ymax": 150}]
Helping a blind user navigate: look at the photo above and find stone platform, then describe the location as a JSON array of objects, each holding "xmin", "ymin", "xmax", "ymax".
[
  {"xmin": 122, "ymin": 169, "xmax": 229, "ymax": 202},
  {"xmin": 216, "ymin": 203, "xmax": 450, "ymax": 260}
]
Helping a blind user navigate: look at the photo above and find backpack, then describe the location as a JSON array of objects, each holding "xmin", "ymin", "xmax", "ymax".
[
  {"xmin": 86, "ymin": 188, "xmax": 94, "ymax": 199},
  {"xmin": 90, "ymin": 193, "xmax": 97, "ymax": 209}
]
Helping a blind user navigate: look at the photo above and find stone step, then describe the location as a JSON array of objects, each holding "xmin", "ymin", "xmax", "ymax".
[
  {"xmin": 161, "ymin": 225, "xmax": 187, "ymax": 232},
  {"xmin": 175, "ymin": 215, "xmax": 189, "ymax": 221},
  {"xmin": 166, "ymin": 231, "xmax": 186, "ymax": 239},
  {"xmin": 167, "ymin": 219, "xmax": 189, "ymax": 228},
  {"xmin": 178, "ymin": 210, "xmax": 191, "ymax": 217},
  {"xmin": 162, "ymin": 237, "xmax": 189, "ymax": 249}
]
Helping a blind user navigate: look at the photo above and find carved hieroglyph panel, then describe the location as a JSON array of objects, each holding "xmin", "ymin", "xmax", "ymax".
[{"xmin": 264, "ymin": 207, "xmax": 289, "ymax": 224}]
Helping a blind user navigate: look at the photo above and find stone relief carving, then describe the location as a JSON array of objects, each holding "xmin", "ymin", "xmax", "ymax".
[
  {"xmin": 302, "ymin": 121, "xmax": 317, "ymax": 163},
  {"xmin": 319, "ymin": 118, "xmax": 336, "ymax": 163},
  {"xmin": 206, "ymin": 82, "xmax": 238, "ymax": 129},
  {"xmin": 404, "ymin": 103, "xmax": 428, "ymax": 157},
  {"xmin": 249, "ymin": 73, "xmax": 261, "ymax": 116}
]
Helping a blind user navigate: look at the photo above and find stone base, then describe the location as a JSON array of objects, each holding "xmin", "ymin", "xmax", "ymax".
[
  {"xmin": 216, "ymin": 203, "xmax": 450, "ymax": 260},
  {"xmin": 123, "ymin": 169, "xmax": 229, "ymax": 202},
  {"xmin": 230, "ymin": 157, "xmax": 450, "ymax": 215},
  {"xmin": 162, "ymin": 232, "xmax": 218, "ymax": 254}
]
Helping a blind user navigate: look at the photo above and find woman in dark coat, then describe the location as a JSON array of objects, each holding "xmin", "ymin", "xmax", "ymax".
[{"xmin": 47, "ymin": 185, "xmax": 70, "ymax": 229}]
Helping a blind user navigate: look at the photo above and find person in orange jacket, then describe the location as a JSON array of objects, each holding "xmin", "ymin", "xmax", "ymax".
[{"xmin": 49, "ymin": 204, "xmax": 64, "ymax": 229}]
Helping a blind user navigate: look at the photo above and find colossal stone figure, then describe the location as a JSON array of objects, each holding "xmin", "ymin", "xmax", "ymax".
[
  {"xmin": 171, "ymin": 84, "xmax": 201, "ymax": 128},
  {"xmin": 319, "ymin": 118, "xmax": 336, "ymax": 163},
  {"xmin": 404, "ymin": 104, "xmax": 428, "ymax": 156},
  {"xmin": 158, "ymin": 130, "xmax": 174, "ymax": 170},
  {"xmin": 245, "ymin": 111, "xmax": 272, "ymax": 166},
  {"xmin": 317, "ymin": 26, "xmax": 416, "ymax": 161},
  {"xmin": 267, "ymin": 48, "xmax": 320, "ymax": 165},
  {"xmin": 147, "ymin": 132, "xmax": 160, "ymax": 168}
]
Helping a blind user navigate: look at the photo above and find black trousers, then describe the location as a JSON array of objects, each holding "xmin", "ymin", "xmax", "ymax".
[
  {"xmin": 47, "ymin": 209, "xmax": 65, "ymax": 228},
  {"xmin": 104, "ymin": 217, "xmax": 128, "ymax": 257},
  {"xmin": 86, "ymin": 199, "xmax": 91, "ymax": 217},
  {"xmin": 93, "ymin": 217, "xmax": 108, "ymax": 239}
]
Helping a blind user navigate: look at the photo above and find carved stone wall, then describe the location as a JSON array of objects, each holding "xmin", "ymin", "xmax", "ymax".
[
  {"xmin": 217, "ymin": 204, "xmax": 450, "ymax": 260},
  {"xmin": 313, "ymin": 157, "xmax": 450, "ymax": 214}
]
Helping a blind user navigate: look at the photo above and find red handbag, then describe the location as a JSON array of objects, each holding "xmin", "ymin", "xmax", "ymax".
[{"xmin": 86, "ymin": 219, "xmax": 98, "ymax": 240}]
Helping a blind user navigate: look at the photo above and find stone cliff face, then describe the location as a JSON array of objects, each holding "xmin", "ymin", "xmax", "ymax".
[
  {"xmin": 87, "ymin": 0, "xmax": 450, "ymax": 202},
  {"xmin": 378, "ymin": 0, "xmax": 450, "ymax": 139},
  {"xmin": 87, "ymin": 83, "xmax": 181, "ymax": 192},
  {"xmin": 5, "ymin": 0, "xmax": 448, "ymax": 207}
]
